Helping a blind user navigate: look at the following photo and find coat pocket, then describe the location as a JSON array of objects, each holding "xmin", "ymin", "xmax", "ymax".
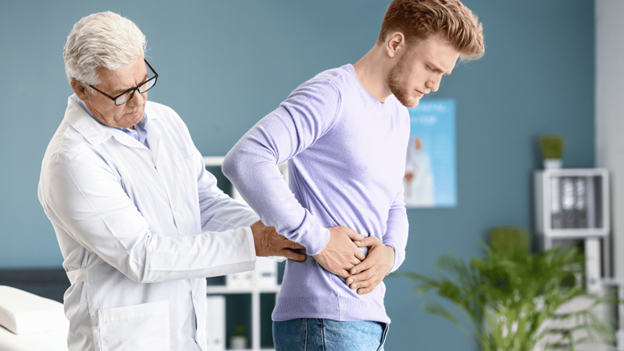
[{"xmin": 98, "ymin": 300, "xmax": 170, "ymax": 351}]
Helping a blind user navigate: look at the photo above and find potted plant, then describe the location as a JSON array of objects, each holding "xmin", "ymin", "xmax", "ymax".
[
  {"xmin": 397, "ymin": 232, "xmax": 614, "ymax": 350},
  {"xmin": 230, "ymin": 325, "xmax": 247, "ymax": 350},
  {"xmin": 539, "ymin": 135, "xmax": 566, "ymax": 169}
]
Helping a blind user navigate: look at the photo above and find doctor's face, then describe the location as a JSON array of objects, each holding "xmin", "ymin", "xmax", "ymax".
[
  {"xmin": 387, "ymin": 34, "xmax": 460, "ymax": 108},
  {"xmin": 77, "ymin": 56, "xmax": 149, "ymax": 129}
]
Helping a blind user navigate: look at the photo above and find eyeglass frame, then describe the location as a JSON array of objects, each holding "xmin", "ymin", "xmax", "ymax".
[{"xmin": 89, "ymin": 59, "xmax": 158, "ymax": 106}]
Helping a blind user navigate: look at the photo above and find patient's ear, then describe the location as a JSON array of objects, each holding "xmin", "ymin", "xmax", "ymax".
[
  {"xmin": 385, "ymin": 32, "xmax": 406, "ymax": 59},
  {"xmin": 70, "ymin": 79, "xmax": 90, "ymax": 101}
]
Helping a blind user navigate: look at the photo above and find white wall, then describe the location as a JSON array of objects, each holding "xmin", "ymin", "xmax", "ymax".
[{"xmin": 595, "ymin": 0, "xmax": 624, "ymax": 280}]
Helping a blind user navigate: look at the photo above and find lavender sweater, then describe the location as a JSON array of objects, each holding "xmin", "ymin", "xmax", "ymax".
[{"xmin": 223, "ymin": 64, "xmax": 409, "ymax": 323}]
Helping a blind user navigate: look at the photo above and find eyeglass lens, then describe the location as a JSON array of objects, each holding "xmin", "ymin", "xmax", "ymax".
[{"xmin": 114, "ymin": 77, "xmax": 157, "ymax": 106}]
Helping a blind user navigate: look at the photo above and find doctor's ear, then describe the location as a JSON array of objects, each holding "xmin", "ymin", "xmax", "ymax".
[
  {"xmin": 385, "ymin": 32, "xmax": 406, "ymax": 59},
  {"xmin": 70, "ymin": 79, "xmax": 91, "ymax": 100}
]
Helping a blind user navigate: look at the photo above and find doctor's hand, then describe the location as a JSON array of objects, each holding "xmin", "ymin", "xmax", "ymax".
[
  {"xmin": 313, "ymin": 226, "xmax": 366, "ymax": 279},
  {"xmin": 345, "ymin": 236, "xmax": 395, "ymax": 295},
  {"xmin": 251, "ymin": 220, "xmax": 306, "ymax": 262}
]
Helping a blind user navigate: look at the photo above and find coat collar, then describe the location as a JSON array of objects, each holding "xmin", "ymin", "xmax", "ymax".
[{"xmin": 64, "ymin": 96, "xmax": 155, "ymax": 149}]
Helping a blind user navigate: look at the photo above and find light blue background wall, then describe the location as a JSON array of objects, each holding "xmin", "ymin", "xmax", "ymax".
[{"xmin": 0, "ymin": 1, "xmax": 594, "ymax": 350}]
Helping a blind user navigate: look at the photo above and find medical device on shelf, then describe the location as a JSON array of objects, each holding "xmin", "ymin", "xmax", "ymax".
[{"xmin": 534, "ymin": 168, "xmax": 610, "ymax": 294}]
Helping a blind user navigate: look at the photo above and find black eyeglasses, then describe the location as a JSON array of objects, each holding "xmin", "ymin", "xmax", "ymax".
[{"xmin": 89, "ymin": 59, "xmax": 158, "ymax": 106}]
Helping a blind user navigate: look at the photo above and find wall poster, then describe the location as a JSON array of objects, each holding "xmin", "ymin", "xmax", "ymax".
[{"xmin": 404, "ymin": 99, "xmax": 457, "ymax": 208}]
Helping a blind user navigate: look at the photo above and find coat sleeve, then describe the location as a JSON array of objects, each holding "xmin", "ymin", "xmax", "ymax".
[
  {"xmin": 39, "ymin": 141, "xmax": 256, "ymax": 284},
  {"xmin": 172, "ymin": 110, "xmax": 260, "ymax": 234}
]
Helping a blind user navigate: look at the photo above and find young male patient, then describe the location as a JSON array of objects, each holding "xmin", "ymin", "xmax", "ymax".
[{"xmin": 223, "ymin": 1, "xmax": 485, "ymax": 349}]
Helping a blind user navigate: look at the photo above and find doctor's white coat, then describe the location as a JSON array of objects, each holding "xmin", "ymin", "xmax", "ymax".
[{"xmin": 38, "ymin": 96, "xmax": 259, "ymax": 351}]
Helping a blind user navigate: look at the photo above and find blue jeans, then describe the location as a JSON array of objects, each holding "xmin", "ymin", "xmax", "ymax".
[{"xmin": 273, "ymin": 319, "xmax": 388, "ymax": 351}]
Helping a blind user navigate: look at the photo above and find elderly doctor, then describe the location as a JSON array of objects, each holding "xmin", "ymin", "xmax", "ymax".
[{"xmin": 38, "ymin": 11, "xmax": 305, "ymax": 351}]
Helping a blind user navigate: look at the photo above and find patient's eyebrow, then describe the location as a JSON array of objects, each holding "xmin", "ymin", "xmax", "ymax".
[{"xmin": 427, "ymin": 62, "xmax": 452, "ymax": 76}]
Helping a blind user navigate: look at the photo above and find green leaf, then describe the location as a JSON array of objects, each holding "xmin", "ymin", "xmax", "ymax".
[
  {"xmin": 423, "ymin": 300, "xmax": 459, "ymax": 325},
  {"xmin": 396, "ymin": 241, "xmax": 615, "ymax": 351}
]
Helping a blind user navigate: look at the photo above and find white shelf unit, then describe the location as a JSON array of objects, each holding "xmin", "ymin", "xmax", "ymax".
[
  {"xmin": 533, "ymin": 168, "xmax": 611, "ymax": 293},
  {"xmin": 203, "ymin": 156, "xmax": 287, "ymax": 351},
  {"xmin": 533, "ymin": 168, "xmax": 614, "ymax": 351},
  {"xmin": 206, "ymin": 277, "xmax": 280, "ymax": 351},
  {"xmin": 204, "ymin": 156, "xmax": 227, "ymax": 167}
]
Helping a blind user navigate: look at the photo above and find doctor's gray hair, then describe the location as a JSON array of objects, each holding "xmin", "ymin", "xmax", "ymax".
[{"xmin": 63, "ymin": 11, "xmax": 146, "ymax": 92}]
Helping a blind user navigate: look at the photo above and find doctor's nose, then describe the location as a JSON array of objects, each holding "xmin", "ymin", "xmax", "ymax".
[{"xmin": 128, "ymin": 90, "xmax": 146, "ymax": 107}]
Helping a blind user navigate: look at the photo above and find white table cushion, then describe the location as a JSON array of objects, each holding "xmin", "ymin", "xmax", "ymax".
[
  {"xmin": 0, "ymin": 285, "xmax": 68, "ymax": 335},
  {"xmin": 0, "ymin": 325, "xmax": 68, "ymax": 351}
]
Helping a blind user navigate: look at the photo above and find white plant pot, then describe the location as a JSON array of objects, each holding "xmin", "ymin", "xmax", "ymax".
[
  {"xmin": 543, "ymin": 159, "xmax": 562, "ymax": 169},
  {"xmin": 231, "ymin": 335, "xmax": 247, "ymax": 349}
]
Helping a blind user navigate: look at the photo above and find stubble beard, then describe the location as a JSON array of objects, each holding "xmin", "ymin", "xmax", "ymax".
[{"xmin": 387, "ymin": 57, "xmax": 419, "ymax": 108}]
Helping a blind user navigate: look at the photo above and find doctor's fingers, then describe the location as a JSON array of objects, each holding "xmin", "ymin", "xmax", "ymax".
[
  {"xmin": 278, "ymin": 248, "xmax": 307, "ymax": 262},
  {"xmin": 281, "ymin": 236, "xmax": 305, "ymax": 250},
  {"xmin": 251, "ymin": 220, "xmax": 304, "ymax": 250},
  {"xmin": 262, "ymin": 231, "xmax": 305, "ymax": 254},
  {"xmin": 270, "ymin": 233, "xmax": 305, "ymax": 251}
]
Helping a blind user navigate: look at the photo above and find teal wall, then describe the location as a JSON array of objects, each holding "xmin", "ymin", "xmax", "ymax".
[{"xmin": 0, "ymin": 1, "xmax": 594, "ymax": 350}]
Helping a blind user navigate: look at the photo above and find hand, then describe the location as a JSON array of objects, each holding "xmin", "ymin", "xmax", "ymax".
[
  {"xmin": 313, "ymin": 226, "xmax": 366, "ymax": 279},
  {"xmin": 251, "ymin": 220, "xmax": 306, "ymax": 262},
  {"xmin": 346, "ymin": 236, "xmax": 395, "ymax": 295}
]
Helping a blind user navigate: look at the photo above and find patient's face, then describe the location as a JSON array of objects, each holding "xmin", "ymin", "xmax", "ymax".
[{"xmin": 387, "ymin": 34, "xmax": 459, "ymax": 108}]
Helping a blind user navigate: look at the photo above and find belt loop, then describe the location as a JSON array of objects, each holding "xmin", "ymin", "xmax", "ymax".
[{"xmin": 66, "ymin": 268, "xmax": 86, "ymax": 285}]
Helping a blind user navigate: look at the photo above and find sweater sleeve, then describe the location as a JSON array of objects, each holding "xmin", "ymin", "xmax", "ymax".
[
  {"xmin": 383, "ymin": 189, "xmax": 409, "ymax": 273},
  {"xmin": 223, "ymin": 80, "xmax": 341, "ymax": 256}
]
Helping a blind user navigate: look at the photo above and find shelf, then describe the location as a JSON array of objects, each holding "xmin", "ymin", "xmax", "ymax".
[
  {"xmin": 537, "ymin": 230, "xmax": 608, "ymax": 239},
  {"xmin": 206, "ymin": 285, "xmax": 281, "ymax": 294},
  {"xmin": 203, "ymin": 156, "xmax": 226, "ymax": 167},
  {"xmin": 206, "ymin": 271, "xmax": 281, "ymax": 351},
  {"xmin": 534, "ymin": 168, "xmax": 610, "ymax": 236},
  {"xmin": 533, "ymin": 168, "xmax": 611, "ymax": 294}
]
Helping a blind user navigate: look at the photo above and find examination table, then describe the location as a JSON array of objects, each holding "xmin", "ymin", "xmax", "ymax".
[{"xmin": 0, "ymin": 285, "xmax": 68, "ymax": 351}]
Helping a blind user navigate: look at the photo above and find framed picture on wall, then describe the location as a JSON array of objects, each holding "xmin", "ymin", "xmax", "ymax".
[{"xmin": 404, "ymin": 99, "xmax": 457, "ymax": 208}]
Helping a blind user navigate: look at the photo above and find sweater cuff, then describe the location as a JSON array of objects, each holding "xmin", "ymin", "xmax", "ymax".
[
  {"xmin": 386, "ymin": 243, "xmax": 404, "ymax": 274},
  {"xmin": 297, "ymin": 219, "xmax": 330, "ymax": 256}
]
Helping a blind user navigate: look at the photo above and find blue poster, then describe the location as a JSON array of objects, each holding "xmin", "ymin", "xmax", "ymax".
[{"xmin": 404, "ymin": 99, "xmax": 456, "ymax": 208}]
